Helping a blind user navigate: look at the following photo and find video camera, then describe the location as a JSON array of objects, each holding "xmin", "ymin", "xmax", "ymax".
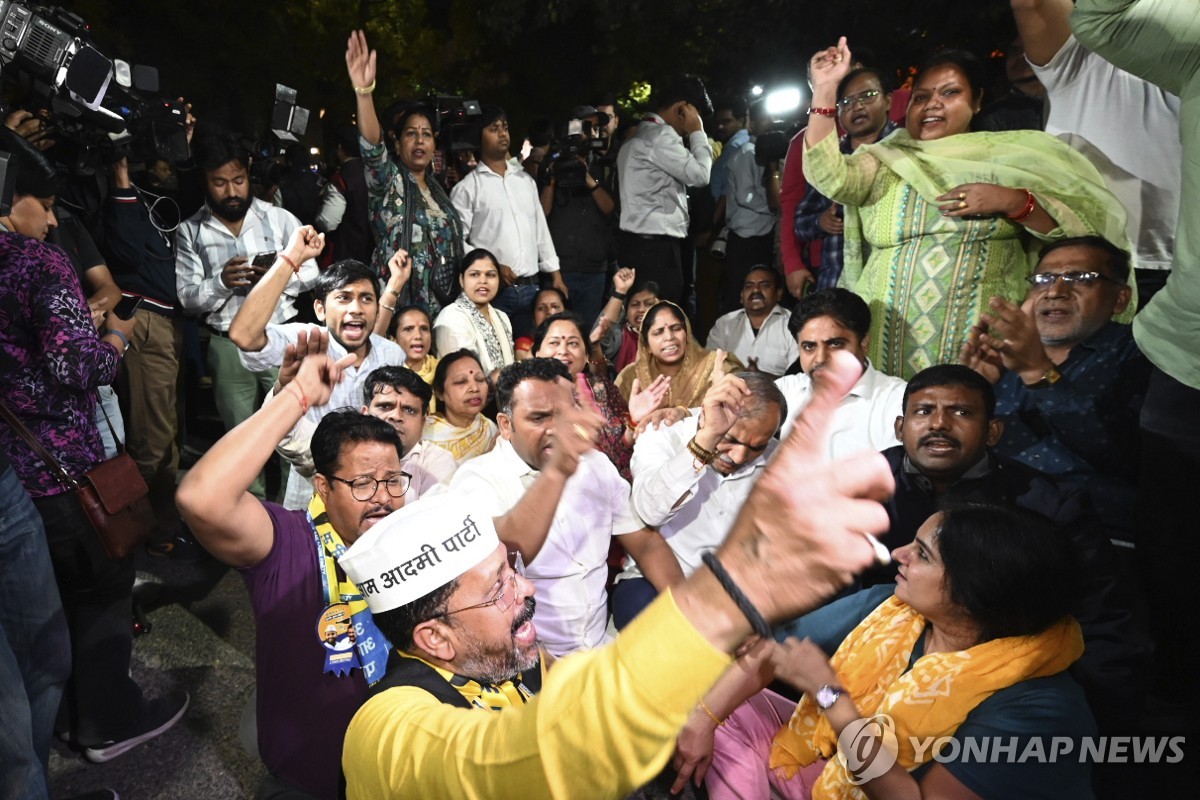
[
  {"xmin": 245, "ymin": 83, "xmax": 313, "ymax": 186},
  {"xmin": 425, "ymin": 93, "xmax": 481, "ymax": 154},
  {"xmin": 548, "ymin": 110, "xmax": 609, "ymax": 190},
  {"xmin": 0, "ymin": 2, "xmax": 188, "ymax": 175}
]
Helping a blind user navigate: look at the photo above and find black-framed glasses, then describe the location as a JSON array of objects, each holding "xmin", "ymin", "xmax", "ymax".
[
  {"xmin": 328, "ymin": 471, "xmax": 412, "ymax": 501},
  {"xmin": 441, "ymin": 551, "xmax": 525, "ymax": 617},
  {"xmin": 1025, "ymin": 271, "xmax": 1120, "ymax": 290},
  {"xmin": 838, "ymin": 90, "xmax": 881, "ymax": 109}
]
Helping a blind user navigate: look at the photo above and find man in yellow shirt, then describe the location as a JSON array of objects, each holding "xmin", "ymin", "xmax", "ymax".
[{"xmin": 339, "ymin": 350, "xmax": 895, "ymax": 800}]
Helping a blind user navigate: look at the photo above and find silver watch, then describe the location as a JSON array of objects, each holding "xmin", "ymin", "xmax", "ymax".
[{"xmin": 815, "ymin": 683, "xmax": 843, "ymax": 710}]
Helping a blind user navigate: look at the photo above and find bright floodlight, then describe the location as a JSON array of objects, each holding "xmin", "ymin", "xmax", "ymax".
[
  {"xmin": 765, "ymin": 87, "xmax": 802, "ymax": 116},
  {"xmin": 309, "ymin": 147, "xmax": 320, "ymax": 156},
  {"xmin": 750, "ymin": 85, "xmax": 764, "ymax": 96}
]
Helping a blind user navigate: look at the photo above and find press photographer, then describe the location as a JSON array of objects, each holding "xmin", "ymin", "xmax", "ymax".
[{"xmin": 539, "ymin": 105, "xmax": 617, "ymax": 328}]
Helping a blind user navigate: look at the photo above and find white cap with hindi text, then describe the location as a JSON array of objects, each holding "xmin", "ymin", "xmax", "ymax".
[{"xmin": 337, "ymin": 492, "xmax": 499, "ymax": 614}]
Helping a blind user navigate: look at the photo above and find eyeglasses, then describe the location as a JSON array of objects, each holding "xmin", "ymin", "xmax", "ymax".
[
  {"xmin": 1025, "ymin": 271, "xmax": 1120, "ymax": 290},
  {"xmin": 327, "ymin": 471, "xmax": 412, "ymax": 501},
  {"xmin": 442, "ymin": 551, "xmax": 526, "ymax": 617},
  {"xmin": 838, "ymin": 90, "xmax": 882, "ymax": 109}
]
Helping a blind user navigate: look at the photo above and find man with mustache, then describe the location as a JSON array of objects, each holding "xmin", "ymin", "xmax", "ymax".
[
  {"xmin": 960, "ymin": 235, "xmax": 1149, "ymax": 545},
  {"xmin": 706, "ymin": 266, "xmax": 797, "ymax": 377},
  {"xmin": 878, "ymin": 364, "xmax": 1148, "ymax": 732},
  {"xmin": 446, "ymin": 358, "xmax": 683, "ymax": 656},
  {"xmin": 177, "ymin": 354, "xmax": 411, "ymax": 800},
  {"xmin": 773, "ymin": 287, "xmax": 906, "ymax": 452},
  {"xmin": 177, "ymin": 133, "xmax": 320, "ymax": 498},
  {"xmin": 451, "ymin": 106, "xmax": 569, "ymax": 338}
]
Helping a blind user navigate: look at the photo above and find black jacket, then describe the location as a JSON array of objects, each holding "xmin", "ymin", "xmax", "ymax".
[{"xmin": 101, "ymin": 188, "xmax": 177, "ymax": 309}]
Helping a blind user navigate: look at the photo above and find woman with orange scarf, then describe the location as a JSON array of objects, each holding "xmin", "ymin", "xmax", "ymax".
[{"xmin": 671, "ymin": 503, "xmax": 1095, "ymax": 799}]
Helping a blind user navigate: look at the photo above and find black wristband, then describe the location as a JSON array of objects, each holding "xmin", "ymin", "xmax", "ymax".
[
  {"xmin": 701, "ymin": 552, "xmax": 772, "ymax": 638},
  {"xmin": 589, "ymin": 182, "xmax": 601, "ymax": 192},
  {"xmin": 611, "ymin": 290, "xmax": 627, "ymax": 301}
]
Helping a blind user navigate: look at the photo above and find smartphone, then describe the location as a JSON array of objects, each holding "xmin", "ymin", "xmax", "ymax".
[
  {"xmin": 112, "ymin": 295, "xmax": 144, "ymax": 320},
  {"xmin": 251, "ymin": 250, "xmax": 277, "ymax": 268}
]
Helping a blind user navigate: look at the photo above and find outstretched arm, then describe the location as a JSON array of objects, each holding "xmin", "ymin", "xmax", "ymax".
[
  {"xmin": 228, "ymin": 226, "xmax": 325, "ymax": 352},
  {"xmin": 1011, "ymin": 0, "xmax": 1074, "ymax": 66}
]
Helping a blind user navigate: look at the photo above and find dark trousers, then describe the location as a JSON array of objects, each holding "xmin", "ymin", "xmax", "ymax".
[
  {"xmin": 718, "ymin": 231, "xmax": 776, "ymax": 316},
  {"xmin": 562, "ymin": 271, "xmax": 607, "ymax": 330},
  {"xmin": 610, "ymin": 577, "xmax": 660, "ymax": 631},
  {"xmin": 1138, "ymin": 366, "xmax": 1200, "ymax": 720},
  {"xmin": 33, "ymin": 491, "xmax": 145, "ymax": 746},
  {"xmin": 618, "ymin": 231, "xmax": 684, "ymax": 305}
]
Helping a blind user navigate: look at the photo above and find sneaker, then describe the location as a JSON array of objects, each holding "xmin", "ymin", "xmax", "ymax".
[{"xmin": 83, "ymin": 690, "xmax": 189, "ymax": 763}]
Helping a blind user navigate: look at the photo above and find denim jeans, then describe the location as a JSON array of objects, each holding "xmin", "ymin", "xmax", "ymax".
[
  {"xmin": 33, "ymin": 490, "xmax": 144, "ymax": 746},
  {"xmin": 493, "ymin": 282, "xmax": 541, "ymax": 341},
  {"xmin": 561, "ymin": 271, "xmax": 607, "ymax": 330},
  {"xmin": 0, "ymin": 467, "xmax": 70, "ymax": 800}
]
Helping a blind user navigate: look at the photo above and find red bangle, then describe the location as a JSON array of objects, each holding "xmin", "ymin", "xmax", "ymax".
[
  {"xmin": 279, "ymin": 254, "xmax": 300, "ymax": 275},
  {"xmin": 1009, "ymin": 189, "xmax": 1037, "ymax": 223},
  {"xmin": 807, "ymin": 106, "xmax": 837, "ymax": 118},
  {"xmin": 288, "ymin": 383, "xmax": 309, "ymax": 413}
]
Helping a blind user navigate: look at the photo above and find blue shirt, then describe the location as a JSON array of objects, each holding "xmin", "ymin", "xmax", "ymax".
[
  {"xmin": 710, "ymin": 128, "xmax": 750, "ymax": 201},
  {"xmin": 993, "ymin": 321, "xmax": 1149, "ymax": 537}
]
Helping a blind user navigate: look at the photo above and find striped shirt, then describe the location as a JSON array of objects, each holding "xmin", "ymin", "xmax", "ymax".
[{"xmin": 176, "ymin": 198, "xmax": 318, "ymax": 331}]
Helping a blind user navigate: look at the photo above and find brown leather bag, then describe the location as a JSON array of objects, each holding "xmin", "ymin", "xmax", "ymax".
[{"xmin": 0, "ymin": 397, "xmax": 154, "ymax": 560}]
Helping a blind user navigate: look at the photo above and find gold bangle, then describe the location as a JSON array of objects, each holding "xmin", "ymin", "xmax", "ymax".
[
  {"xmin": 699, "ymin": 699, "xmax": 725, "ymax": 727},
  {"xmin": 675, "ymin": 405, "xmax": 691, "ymax": 417},
  {"xmin": 354, "ymin": 81, "xmax": 376, "ymax": 95}
]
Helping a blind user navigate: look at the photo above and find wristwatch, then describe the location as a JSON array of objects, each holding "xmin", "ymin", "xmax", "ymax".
[
  {"xmin": 1025, "ymin": 365, "xmax": 1062, "ymax": 389},
  {"xmin": 815, "ymin": 683, "xmax": 844, "ymax": 710}
]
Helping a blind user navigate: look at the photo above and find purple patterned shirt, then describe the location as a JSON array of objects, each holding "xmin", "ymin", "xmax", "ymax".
[{"xmin": 0, "ymin": 231, "xmax": 120, "ymax": 497}]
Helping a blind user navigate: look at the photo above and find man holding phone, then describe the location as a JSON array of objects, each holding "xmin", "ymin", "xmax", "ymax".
[{"xmin": 177, "ymin": 133, "xmax": 319, "ymax": 499}]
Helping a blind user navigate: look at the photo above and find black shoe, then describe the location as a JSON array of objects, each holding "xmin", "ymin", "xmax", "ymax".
[
  {"xmin": 145, "ymin": 523, "xmax": 208, "ymax": 560},
  {"xmin": 83, "ymin": 690, "xmax": 189, "ymax": 763},
  {"xmin": 62, "ymin": 791, "xmax": 119, "ymax": 800}
]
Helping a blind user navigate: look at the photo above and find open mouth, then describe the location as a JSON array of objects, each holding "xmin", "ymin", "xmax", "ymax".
[
  {"xmin": 362, "ymin": 506, "xmax": 393, "ymax": 526},
  {"xmin": 921, "ymin": 437, "xmax": 958, "ymax": 454},
  {"xmin": 342, "ymin": 320, "xmax": 366, "ymax": 337}
]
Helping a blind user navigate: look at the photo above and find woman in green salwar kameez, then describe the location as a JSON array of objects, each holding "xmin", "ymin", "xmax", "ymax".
[{"xmin": 803, "ymin": 42, "xmax": 1133, "ymax": 379}]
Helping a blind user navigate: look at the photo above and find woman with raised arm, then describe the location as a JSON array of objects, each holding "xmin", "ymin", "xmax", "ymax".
[
  {"xmin": 803, "ymin": 39, "xmax": 1133, "ymax": 379},
  {"xmin": 346, "ymin": 30, "xmax": 464, "ymax": 321}
]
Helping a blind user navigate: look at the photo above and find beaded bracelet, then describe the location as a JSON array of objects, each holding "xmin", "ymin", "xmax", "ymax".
[{"xmin": 702, "ymin": 552, "xmax": 772, "ymax": 639}]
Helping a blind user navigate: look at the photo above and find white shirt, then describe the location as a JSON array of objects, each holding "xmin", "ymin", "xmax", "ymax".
[
  {"xmin": 241, "ymin": 324, "xmax": 406, "ymax": 509},
  {"xmin": 626, "ymin": 414, "xmax": 774, "ymax": 579},
  {"xmin": 432, "ymin": 303, "xmax": 515, "ymax": 374},
  {"xmin": 401, "ymin": 440, "xmax": 458, "ymax": 497},
  {"xmin": 176, "ymin": 198, "xmax": 319, "ymax": 331},
  {"xmin": 447, "ymin": 439, "xmax": 642, "ymax": 657},
  {"xmin": 1031, "ymin": 34, "xmax": 1181, "ymax": 271},
  {"xmin": 724, "ymin": 141, "xmax": 775, "ymax": 238},
  {"xmin": 706, "ymin": 306, "xmax": 798, "ymax": 377},
  {"xmin": 617, "ymin": 113, "xmax": 713, "ymax": 237},
  {"xmin": 775, "ymin": 363, "xmax": 907, "ymax": 458},
  {"xmin": 450, "ymin": 161, "xmax": 560, "ymax": 277}
]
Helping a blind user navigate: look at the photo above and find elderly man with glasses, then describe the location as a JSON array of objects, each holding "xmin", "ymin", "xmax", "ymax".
[{"xmin": 960, "ymin": 234, "xmax": 1151, "ymax": 545}]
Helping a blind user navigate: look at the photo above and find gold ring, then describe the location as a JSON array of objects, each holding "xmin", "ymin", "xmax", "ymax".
[
  {"xmin": 572, "ymin": 423, "xmax": 591, "ymax": 442},
  {"xmin": 958, "ymin": 200, "xmax": 968, "ymax": 209},
  {"xmin": 958, "ymin": 192, "xmax": 966, "ymax": 200}
]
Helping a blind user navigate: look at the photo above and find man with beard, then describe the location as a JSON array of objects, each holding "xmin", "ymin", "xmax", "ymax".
[
  {"xmin": 877, "ymin": 364, "xmax": 1149, "ymax": 731},
  {"xmin": 706, "ymin": 267, "xmax": 797, "ymax": 377},
  {"xmin": 177, "ymin": 133, "xmax": 319, "ymax": 498},
  {"xmin": 177, "ymin": 351, "xmax": 410, "ymax": 800},
  {"xmin": 230, "ymin": 241, "xmax": 407, "ymax": 509},
  {"xmin": 774, "ymin": 288, "xmax": 906, "ymax": 452},
  {"xmin": 446, "ymin": 358, "xmax": 683, "ymax": 656},
  {"xmin": 961, "ymin": 236, "xmax": 1149, "ymax": 544},
  {"xmin": 793, "ymin": 66, "xmax": 897, "ymax": 291},
  {"xmin": 614, "ymin": 368, "xmax": 785, "ymax": 628}
]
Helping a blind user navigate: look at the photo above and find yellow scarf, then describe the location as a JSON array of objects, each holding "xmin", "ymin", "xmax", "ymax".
[{"xmin": 769, "ymin": 596, "xmax": 1083, "ymax": 799}]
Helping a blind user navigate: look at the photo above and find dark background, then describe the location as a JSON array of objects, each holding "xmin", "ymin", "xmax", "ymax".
[{"xmin": 47, "ymin": 0, "xmax": 1021, "ymax": 148}]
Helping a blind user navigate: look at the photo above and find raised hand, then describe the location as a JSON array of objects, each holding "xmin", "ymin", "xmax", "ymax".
[
  {"xmin": 710, "ymin": 349, "xmax": 893, "ymax": 625},
  {"xmin": 975, "ymin": 295, "xmax": 1054, "ymax": 383},
  {"xmin": 386, "ymin": 248, "xmax": 413, "ymax": 290},
  {"xmin": 279, "ymin": 326, "xmax": 328, "ymax": 389},
  {"xmin": 627, "ymin": 375, "xmax": 670, "ymax": 426},
  {"xmin": 545, "ymin": 376, "xmax": 606, "ymax": 482},
  {"xmin": 960, "ymin": 322, "xmax": 1005, "ymax": 385},
  {"xmin": 345, "ymin": 30, "xmax": 377, "ymax": 90},
  {"xmin": 613, "ymin": 267, "xmax": 635, "ymax": 296},
  {"xmin": 292, "ymin": 349, "xmax": 357, "ymax": 411},
  {"xmin": 284, "ymin": 224, "xmax": 325, "ymax": 265},
  {"xmin": 694, "ymin": 350, "xmax": 748, "ymax": 449},
  {"xmin": 809, "ymin": 36, "xmax": 853, "ymax": 92}
]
